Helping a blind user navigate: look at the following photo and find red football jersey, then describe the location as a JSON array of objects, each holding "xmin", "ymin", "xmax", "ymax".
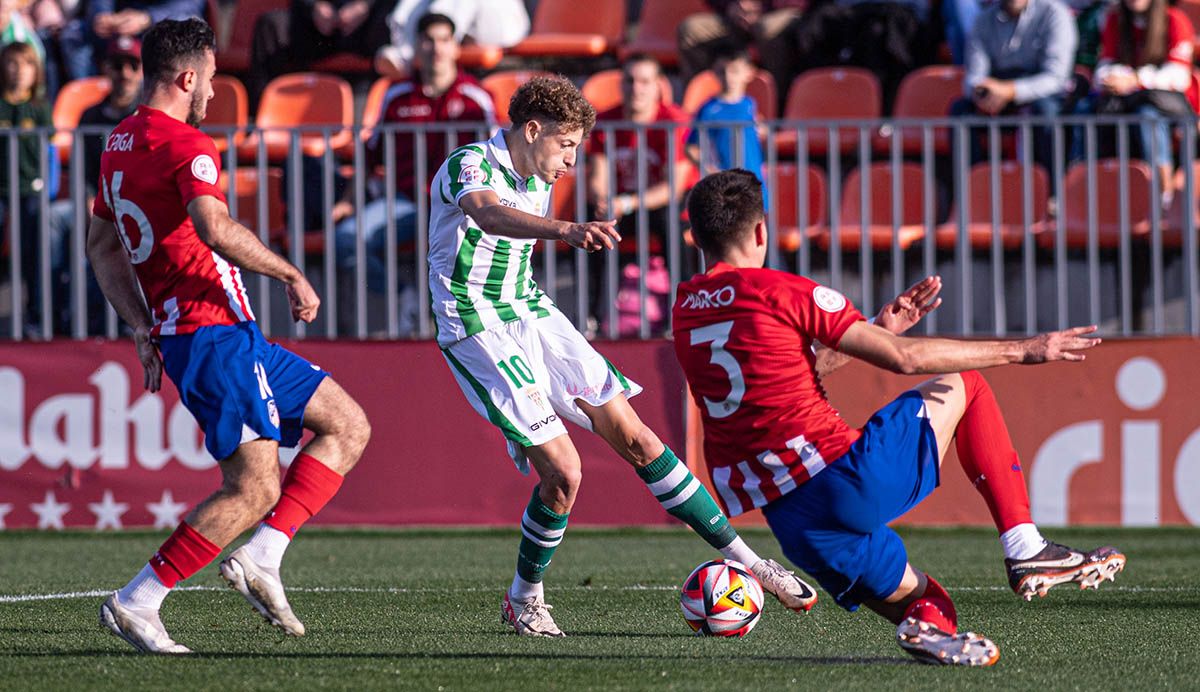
[
  {"xmin": 92, "ymin": 106, "xmax": 254, "ymax": 337},
  {"xmin": 672, "ymin": 263, "xmax": 865, "ymax": 516},
  {"xmin": 589, "ymin": 103, "xmax": 690, "ymax": 194}
]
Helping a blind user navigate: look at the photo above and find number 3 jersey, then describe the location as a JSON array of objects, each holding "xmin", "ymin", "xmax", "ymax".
[
  {"xmin": 672, "ymin": 263, "xmax": 865, "ymax": 516},
  {"xmin": 92, "ymin": 106, "xmax": 254, "ymax": 337}
]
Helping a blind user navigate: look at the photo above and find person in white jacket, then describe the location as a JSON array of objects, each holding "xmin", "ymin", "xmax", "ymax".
[{"xmin": 375, "ymin": 0, "xmax": 529, "ymax": 78}]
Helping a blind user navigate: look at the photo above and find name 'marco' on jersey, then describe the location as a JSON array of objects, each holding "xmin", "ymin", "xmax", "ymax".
[
  {"xmin": 92, "ymin": 106, "xmax": 253, "ymax": 337},
  {"xmin": 672, "ymin": 264, "xmax": 866, "ymax": 516},
  {"xmin": 427, "ymin": 131, "xmax": 556, "ymax": 347}
]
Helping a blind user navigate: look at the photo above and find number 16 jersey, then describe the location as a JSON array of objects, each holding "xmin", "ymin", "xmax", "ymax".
[
  {"xmin": 672, "ymin": 263, "xmax": 865, "ymax": 516},
  {"xmin": 92, "ymin": 105, "xmax": 254, "ymax": 337}
]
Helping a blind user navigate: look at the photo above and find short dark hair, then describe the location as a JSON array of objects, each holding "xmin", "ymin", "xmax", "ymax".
[
  {"xmin": 141, "ymin": 18, "xmax": 215, "ymax": 88},
  {"xmin": 687, "ymin": 169, "xmax": 765, "ymax": 255},
  {"xmin": 621, "ymin": 52, "xmax": 661, "ymax": 77},
  {"xmin": 508, "ymin": 75, "xmax": 596, "ymax": 135},
  {"xmin": 417, "ymin": 12, "xmax": 456, "ymax": 36},
  {"xmin": 712, "ymin": 46, "xmax": 752, "ymax": 66}
]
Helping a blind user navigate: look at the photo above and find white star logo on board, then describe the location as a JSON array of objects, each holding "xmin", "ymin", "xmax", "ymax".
[
  {"xmin": 146, "ymin": 490, "xmax": 188, "ymax": 530},
  {"xmin": 0, "ymin": 503, "xmax": 11, "ymax": 530},
  {"xmin": 31, "ymin": 491, "xmax": 70, "ymax": 530},
  {"xmin": 88, "ymin": 490, "xmax": 129, "ymax": 530}
]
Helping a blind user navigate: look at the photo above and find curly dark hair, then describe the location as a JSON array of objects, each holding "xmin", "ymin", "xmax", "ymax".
[
  {"xmin": 508, "ymin": 75, "xmax": 596, "ymax": 135},
  {"xmin": 687, "ymin": 169, "xmax": 765, "ymax": 256},
  {"xmin": 142, "ymin": 18, "xmax": 216, "ymax": 88}
]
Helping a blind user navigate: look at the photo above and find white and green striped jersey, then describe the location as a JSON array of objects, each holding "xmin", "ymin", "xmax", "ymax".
[{"xmin": 428, "ymin": 131, "xmax": 558, "ymax": 347}]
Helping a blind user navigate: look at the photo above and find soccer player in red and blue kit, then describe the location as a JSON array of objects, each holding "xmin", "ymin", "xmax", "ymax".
[
  {"xmin": 673, "ymin": 169, "xmax": 1127, "ymax": 666},
  {"xmin": 87, "ymin": 18, "xmax": 371, "ymax": 654}
]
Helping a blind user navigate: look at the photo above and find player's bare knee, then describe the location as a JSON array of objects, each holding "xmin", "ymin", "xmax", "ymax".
[
  {"xmin": 625, "ymin": 424, "xmax": 661, "ymax": 468},
  {"xmin": 539, "ymin": 467, "xmax": 581, "ymax": 512},
  {"xmin": 341, "ymin": 404, "xmax": 371, "ymax": 462}
]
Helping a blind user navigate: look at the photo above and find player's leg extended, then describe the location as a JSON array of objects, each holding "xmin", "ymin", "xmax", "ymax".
[
  {"xmin": 101, "ymin": 439, "xmax": 283, "ymax": 654},
  {"xmin": 221, "ymin": 378, "xmax": 371, "ymax": 635},
  {"xmin": 916, "ymin": 372, "xmax": 1125, "ymax": 599},
  {"xmin": 500, "ymin": 434, "xmax": 579, "ymax": 637},
  {"xmin": 578, "ymin": 395, "xmax": 817, "ymax": 612}
]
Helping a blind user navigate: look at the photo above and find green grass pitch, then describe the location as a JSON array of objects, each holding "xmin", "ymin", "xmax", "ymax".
[{"xmin": 1, "ymin": 527, "xmax": 1197, "ymax": 690}]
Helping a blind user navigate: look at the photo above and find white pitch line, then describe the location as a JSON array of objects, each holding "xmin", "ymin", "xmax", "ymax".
[{"xmin": 0, "ymin": 584, "xmax": 1196, "ymax": 604}]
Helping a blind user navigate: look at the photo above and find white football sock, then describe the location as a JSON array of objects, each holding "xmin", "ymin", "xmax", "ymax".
[
  {"xmin": 509, "ymin": 572, "xmax": 544, "ymax": 602},
  {"xmin": 718, "ymin": 536, "xmax": 761, "ymax": 570},
  {"xmin": 117, "ymin": 563, "xmax": 170, "ymax": 611},
  {"xmin": 1001, "ymin": 523, "xmax": 1047, "ymax": 560},
  {"xmin": 243, "ymin": 524, "xmax": 291, "ymax": 569}
]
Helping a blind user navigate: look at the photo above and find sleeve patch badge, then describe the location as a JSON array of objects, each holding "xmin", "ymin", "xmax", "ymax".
[
  {"xmin": 190, "ymin": 154, "xmax": 218, "ymax": 185},
  {"xmin": 813, "ymin": 285, "xmax": 848, "ymax": 313},
  {"xmin": 458, "ymin": 165, "xmax": 485, "ymax": 185}
]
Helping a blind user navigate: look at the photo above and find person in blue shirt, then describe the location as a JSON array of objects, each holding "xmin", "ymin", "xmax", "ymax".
[{"xmin": 686, "ymin": 48, "xmax": 769, "ymax": 211}]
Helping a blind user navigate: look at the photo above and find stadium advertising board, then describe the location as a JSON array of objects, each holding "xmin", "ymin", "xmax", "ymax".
[{"xmin": 1, "ymin": 339, "xmax": 1198, "ymax": 529}]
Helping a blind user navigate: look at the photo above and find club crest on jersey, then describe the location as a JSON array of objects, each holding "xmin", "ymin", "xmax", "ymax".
[
  {"xmin": 190, "ymin": 154, "xmax": 218, "ymax": 185},
  {"xmin": 458, "ymin": 165, "xmax": 485, "ymax": 185},
  {"xmin": 813, "ymin": 286, "xmax": 847, "ymax": 313},
  {"xmin": 523, "ymin": 386, "xmax": 547, "ymax": 411},
  {"xmin": 680, "ymin": 286, "xmax": 736, "ymax": 310}
]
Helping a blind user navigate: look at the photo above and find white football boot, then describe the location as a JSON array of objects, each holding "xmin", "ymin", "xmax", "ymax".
[
  {"xmin": 501, "ymin": 591, "xmax": 566, "ymax": 637},
  {"xmin": 99, "ymin": 592, "xmax": 191, "ymax": 654},
  {"xmin": 896, "ymin": 617, "xmax": 1000, "ymax": 667},
  {"xmin": 751, "ymin": 559, "xmax": 819, "ymax": 612},
  {"xmin": 219, "ymin": 546, "xmax": 306, "ymax": 636},
  {"xmin": 1005, "ymin": 543, "xmax": 1126, "ymax": 601}
]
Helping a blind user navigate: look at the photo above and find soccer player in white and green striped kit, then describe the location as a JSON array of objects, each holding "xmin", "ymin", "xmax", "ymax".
[{"xmin": 428, "ymin": 75, "xmax": 817, "ymax": 636}]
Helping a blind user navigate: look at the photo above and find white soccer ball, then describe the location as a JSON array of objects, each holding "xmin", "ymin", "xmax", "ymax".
[{"xmin": 679, "ymin": 559, "xmax": 765, "ymax": 637}]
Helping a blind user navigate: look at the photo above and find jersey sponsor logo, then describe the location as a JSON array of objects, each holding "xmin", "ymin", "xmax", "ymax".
[
  {"xmin": 530, "ymin": 414, "xmax": 559, "ymax": 431},
  {"xmin": 106, "ymin": 132, "xmax": 135, "ymax": 152},
  {"xmin": 458, "ymin": 165, "xmax": 485, "ymax": 185},
  {"xmin": 447, "ymin": 98, "xmax": 465, "ymax": 119},
  {"xmin": 813, "ymin": 286, "xmax": 847, "ymax": 313},
  {"xmin": 190, "ymin": 154, "xmax": 218, "ymax": 185},
  {"xmin": 500, "ymin": 198, "xmax": 519, "ymax": 209},
  {"xmin": 680, "ymin": 286, "xmax": 736, "ymax": 310},
  {"xmin": 267, "ymin": 399, "xmax": 280, "ymax": 428}
]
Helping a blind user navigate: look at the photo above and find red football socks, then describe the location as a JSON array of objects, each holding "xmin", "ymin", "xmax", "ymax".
[
  {"xmin": 264, "ymin": 453, "xmax": 344, "ymax": 539},
  {"xmin": 955, "ymin": 370, "xmax": 1033, "ymax": 533},
  {"xmin": 150, "ymin": 522, "xmax": 221, "ymax": 588},
  {"xmin": 903, "ymin": 575, "xmax": 958, "ymax": 634}
]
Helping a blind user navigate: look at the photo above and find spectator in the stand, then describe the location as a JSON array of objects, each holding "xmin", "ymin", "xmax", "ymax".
[
  {"xmin": 332, "ymin": 12, "xmax": 495, "ymax": 334},
  {"xmin": 944, "ymin": 0, "xmax": 982, "ymax": 64},
  {"xmin": 248, "ymin": 0, "xmax": 394, "ymax": 103},
  {"xmin": 0, "ymin": 0, "xmax": 46, "ymax": 59},
  {"xmin": 375, "ymin": 0, "xmax": 529, "ymax": 79},
  {"xmin": 0, "ymin": 41, "xmax": 59, "ymax": 337},
  {"xmin": 46, "ymin": 35, "xmax": 141, "ymax": 334},
  {"xmin": 677, "ymin": 0, "xmax": 803, "ymax": 101},
  {"xmin": 685, "ymin": 47, "xmax": 768, "ymax": 209},
  {"xmin": 1091, "ymin": 0, "xmax": 1196, "ymax": 207},
  {"xmin": 952, "ymin": 0, "xmax": 1077, "ymax": 180}
]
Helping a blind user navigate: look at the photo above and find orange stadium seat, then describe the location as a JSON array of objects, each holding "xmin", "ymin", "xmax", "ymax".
[
  {"xmin": 482, "ymin": 70, "xmax": 553, "ymax": 125},
  {"xmin": 334, "ymin": 75, "xmax": 394, "ymax": 159},
  {"xmin": 218, "ymin": 167, "xmax": 286, "ymax": 242},
  {"xmin": 619, "ymin": 0, "xmax": 708, "ymax": 67},
  {"xmin": 1038, "ymin": 159, "xmax": 1153, "ymax": 249},
  {"xmin": 551, "ymin": 171, "xmax": 581, "ymax": 222},
  {"xmin": 581, "ymin": 69, "xmax": 674, "ymax": 113},
  {"xmin": 770, "ymin": 163, "xmax": 827, "ymax": 253},
  {"xmin": 681, "ymin": 69, "xmax": 777, "ymax": 120},
  {"xmin": 202, "ymin": 74, "xmax": 249, "ymax": 155},
  {"xmin": 819, "ymin": 162, "xmax": 927, "ymax": 251},
  {"xmin": 877, "ymin": 65, "xmax": 963, "ymax": 156},
  {"xmin": 506, "ymin": 0, "xmax": 626, "ymax": 58},
  {"xmin": 936, "ymin": 161, "xmax": 1049, "ymax": 250},
  {"xmin": 215, "ymin": 0, "xmax": 288, "ymax": 73},
  {"xmin": 776, "ymin": 67, "xmax": 881, "ymax": 157},
  {"xmin": 458, "ymin": 44, "xmax": 505, "ymax": 71},
  {"xmin": 52, "ymin": 76, "xmax": 110, "ymax": 164},
  {"xmin": 239, "ymin": 72, "xmax": 354, "ymax": 164}
]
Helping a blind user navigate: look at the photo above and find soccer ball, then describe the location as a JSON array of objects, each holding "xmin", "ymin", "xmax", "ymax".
[{"xmin": 679, "ymin": 559, "xmax": 765, "ymax": 637}]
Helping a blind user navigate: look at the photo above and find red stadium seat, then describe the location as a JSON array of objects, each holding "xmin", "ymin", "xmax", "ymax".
[
  {"xmin": 202, "ymin": 74, "xmax": 249, "ymax": 155},
  {"xmin": 581, "ymin": 69, "xmax": 674, "ymax": 113},
  {"xmin": 1037, "ymin": 159, "xmax": 1154, "ymax": 249},
  {"xmin": 770, "ymin": 163, "xmax": 828, "ymax": 253},
  {"xmin": 819, "ymin": 162, "xmax": 927, "ymax": 251},
  {"xmin": 52, "ymin": 76, "xmax": 110, "ymax": 164},
  {"xmin": 238, "ymin": 72, "xmax": 354, "ymax": 164},
  {"xmin": 216, "ymin": 0, "xmax": 288, "ymax": 73},
  {"xmin": 681, "ymin": 69, "xmax": 778, "ymax": 120},
  {"xmin": 936, "ymin": 162, "xmax": 1049, "ymax": 250},
  {"xmin": 776, "ymin": 68, "xmax": 882, "ymax": 157},
  {"xmin": 482, "ymin": 70, "xmax": 553, "ymax": 125},
  {"xmin": 619, "ymin": 0, "xmax": 708, "ymax": 67},
  {"xmin": 506, "ymin": 0, "xmax": 625, "ymax": 57},
  {"xmin": 334, "ymin": 75, "xmax": 394, "ymax": 159},
  {"xmin": 219, "ymin": 166, "xmax": 286, "ymax": 242},
  {"xmin": 309, "ymin": 52, "xmax": 373, "ymax": 74},
  {"xmin": 876, "ymin": 65, "xmax": 963, "ymax": 156}
]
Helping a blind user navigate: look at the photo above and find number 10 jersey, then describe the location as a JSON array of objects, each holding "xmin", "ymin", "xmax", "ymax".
[
  {"xmin": 672, "ymin": 263, "xmax": 865, "ymax": 516},
  {"xmin": 92, "ymin": 106, "xmax": 253, "ymax": 337}
]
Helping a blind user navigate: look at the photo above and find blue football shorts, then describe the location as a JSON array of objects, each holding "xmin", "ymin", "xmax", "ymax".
[
  {"xmin": 762, "ymin": 391, "xmax": 941, "ymax": 611},
  {"xmin": 159, "ymin": 321, "xmax": 329, "ymax": 462}
]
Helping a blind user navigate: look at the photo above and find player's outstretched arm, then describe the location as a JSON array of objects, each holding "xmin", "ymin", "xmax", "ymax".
[
  {"xmin": 815, "ymin": 275, "xmax": 944, "ymax": 378},
  {"xmin": 188, "ymin": 196, "xmax": 319, "ymax": 323},
  {"xmin": 458, "ymin": 190, "xmax": 622, "ymax": 251},
  {"xmin": 836, "ymin": 321, "xmax": 1101, "ymax": 375},
  {"xmin": 85, "ymin": 216, "xmax": 162, "ymax": 392}
]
